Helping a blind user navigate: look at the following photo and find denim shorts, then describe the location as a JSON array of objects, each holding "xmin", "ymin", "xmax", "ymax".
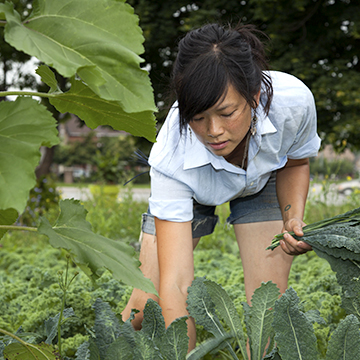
[{"xmin": 141, "ymin": 172, "xmax": 282, "ymax": 238}]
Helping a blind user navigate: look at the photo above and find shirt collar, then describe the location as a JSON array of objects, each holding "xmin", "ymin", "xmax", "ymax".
[{"xmin": 183, "ymin": 109, "xmax": 277, "ymax": 171}]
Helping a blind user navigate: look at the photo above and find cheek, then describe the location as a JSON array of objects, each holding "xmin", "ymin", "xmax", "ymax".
[{"xmin": 189, "ymin": 123, "xmax": 205, "ymax": 138}]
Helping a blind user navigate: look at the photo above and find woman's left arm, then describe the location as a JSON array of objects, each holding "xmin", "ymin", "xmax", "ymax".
[{"xmin": 276, "ymin": 158, "xmax": 313, "ymax": 255}]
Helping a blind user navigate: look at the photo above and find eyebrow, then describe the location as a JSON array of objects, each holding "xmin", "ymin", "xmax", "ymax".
[{"xmin": 216, "ymin": 104, "xmax": 233, "ymax": 111}]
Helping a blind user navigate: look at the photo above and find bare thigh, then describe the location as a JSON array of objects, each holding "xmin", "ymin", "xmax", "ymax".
[{"xmin": 234, "ymin": 221, "xmax": 293, "ymax": 304}]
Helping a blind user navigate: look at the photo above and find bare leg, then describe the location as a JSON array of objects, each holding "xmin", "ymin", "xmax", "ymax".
[
  {"xmin": 234, "ymin": 220, "xmax": 293, "ymax": 303},
  {"xmin": 234, "ymin": 220, "xmax": 293, "ymax": 358}
]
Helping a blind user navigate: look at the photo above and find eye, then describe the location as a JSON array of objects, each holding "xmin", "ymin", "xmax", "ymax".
[
  {"xmin": 191, "ymin": 116, "xmax": 204, "ymax": 122},
  {"xmin": 222, "ymin": 110, "xmax": 236, "ymax": 118}
]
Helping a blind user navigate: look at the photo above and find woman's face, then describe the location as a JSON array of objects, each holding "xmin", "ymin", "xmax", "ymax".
[{"xmin": 189, "ymin": 85, "xmax": 259, "ymax": 158}]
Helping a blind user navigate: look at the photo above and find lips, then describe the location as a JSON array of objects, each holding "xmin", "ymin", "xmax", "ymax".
[{"xmin": 208, "ymin": 141, "xmax": 229, "ymax": 150}]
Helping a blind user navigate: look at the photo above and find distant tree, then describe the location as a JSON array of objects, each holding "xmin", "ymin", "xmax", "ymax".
[
  {"xmin": 131, "ymin": 0, "xmax": 360, "ymax": 151},
  {"xmin": 0, "ymin": 0, "xmax": 36, "ymax": 100}
]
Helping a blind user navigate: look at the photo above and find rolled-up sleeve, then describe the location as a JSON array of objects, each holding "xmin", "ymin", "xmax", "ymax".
[
  {"xmin": 148, "ymin": 167, "xmax": 194, "ymax": 222},
  {"xmin": 287, "ymin": 89, "xmax": 321, "ymax": 159}
]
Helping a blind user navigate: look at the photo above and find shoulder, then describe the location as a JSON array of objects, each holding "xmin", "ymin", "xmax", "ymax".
[
  {"xmin": 148, "ymin": 104, "xmax": 187, "ymax": 176},
  {"xmin": 268, "ymin": 71, "xmax": 315, "ymax": 108}
]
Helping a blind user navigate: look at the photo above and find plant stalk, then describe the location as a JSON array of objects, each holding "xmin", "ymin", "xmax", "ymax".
[
  {"xmin": 0, "ymin": 225, "xmax": 37, "ymax": 232},
  {"xmin": 58, "ymin": 286, "xmax": 66, "ymax": 358}
]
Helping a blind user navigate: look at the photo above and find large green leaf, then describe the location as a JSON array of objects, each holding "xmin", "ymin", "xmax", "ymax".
[
  {"xmin": 313, "ymin": 249, "xmax": 360, "ymax": 321},
  {"xmin": 204, "ymin": 279, "xmax": 248, "ymax": 360},
  {"xmin": 187, "ymin": 277, "xmax": 238, "ymax": 359},
  {"xmin": 326, "ymin": 315, "xmax": 360, "ymax": 360},
  {"xmin": 141, "ymin": 299, "xmax": 188, "ymax": 360},
  {"xmin": 0, "ymin": 208, "xmax": 18, "ymax": 240},
  {"xmin": 161, "ymin": 317, "xmax": 189, "ymax": 360},
  {"xmin": 38, "ymin": 199, "xmax": 157, "ymax": 294},
  {"xmin": 92, "ymin": 298, "xmax": 122, "ymax": 360},
  {"xmin": 36, "ymin": 66, "xmax": 155, "ymax": 141},
  {"xmin": 273, "ymin": 287, "xmax": 319, "ymax": 360},
  {"xmin": 2, "ymin": 0, "xmax": 156, "ymax": 114},
  {"xmin": 105, "ymin": 337, "xmax": 134, "ymax": 360},
  {"xmin": 141, "ymin": 299, "xmax": 166, "ymax": 344},
  {"xmin": 135, "ymin": 331, "xmax": 163, "ymax": 360},
  {"xmin": 186, "ymin": 334, "xmax": 234, "ymax": 360},
  {"xmin": 142, "ymin": 299, "xmax": 188, "ymax": 360},
  {"xmin": 243, "ymin": 282, "xmax": 279, "ymax": 360},
  {"xmin": 75, "ymin": 339, "xmax": 100, "ymax": 360},
  {"xmin": 44, "ymin": 308, "xmax": 75, "ymax": 345},
  {"xmin": 3, "ymin": 342, "xmax": 58, "ymax": 360},
  {"xmin": 0, "ymin": 97, "xmax": 58, "ymax": 213}
]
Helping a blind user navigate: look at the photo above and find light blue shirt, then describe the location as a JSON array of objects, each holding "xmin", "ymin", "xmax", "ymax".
[{"xmin": 148, "ymin": 71, "xmax": 321, "ymax": 222}]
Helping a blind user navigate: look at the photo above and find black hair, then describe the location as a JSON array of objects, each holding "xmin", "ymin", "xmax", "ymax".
[{"xmin": 171, "ymin": 23, "xmax": 273, "ymax": 132}]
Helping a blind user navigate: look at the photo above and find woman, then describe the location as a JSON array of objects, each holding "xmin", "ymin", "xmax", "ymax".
[{"xmin": 122, "ymin": 23, "xmax": 320, "ymax": 350}]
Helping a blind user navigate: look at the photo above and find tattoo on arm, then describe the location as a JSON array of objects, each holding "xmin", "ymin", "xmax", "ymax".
[{"xmin": 284, "ymin": 204, "xmax": 291, "ymax": 212}]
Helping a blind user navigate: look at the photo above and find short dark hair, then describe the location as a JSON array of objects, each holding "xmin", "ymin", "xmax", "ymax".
[{"xmin": 171, "ymin": 23, "xmax": 273, "ymax": 132}]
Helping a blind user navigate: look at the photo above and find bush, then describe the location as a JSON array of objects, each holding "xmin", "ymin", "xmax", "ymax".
[
  {"xmin": 17, "ymin": 175, "xmax": 60, "ymax": 226},
  {"xmin": 310, "ymin": 156, "xmax": 355, "ymax": 178}
]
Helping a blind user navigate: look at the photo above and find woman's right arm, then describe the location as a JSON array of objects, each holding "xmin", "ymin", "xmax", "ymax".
[{"xmin": 155, "ymin": 217, "xmax": 196, "ymax": 350}]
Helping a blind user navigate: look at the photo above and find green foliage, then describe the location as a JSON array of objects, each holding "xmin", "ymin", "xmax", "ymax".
[
  {"xmin": 243, "ymin": 282, "xmax": 280, "ymax": 360},
  {"xmin": 325, "ymin": 315, "xmax": 360, "ymax": 360},
  {"xmin": 187, "ymin": 278, "xmax": 239, "ymax": 359},
  {"xmin": 305, "ymin": 179, "xmax": 360, "ymax": 223},
  {"xmin": 268, "ymin": 206, "xmax": 360, "ymax": 250},
  {"xmin": 310, "ymin": 157, "xmax": 355, "ymax": 178},
  {"xmin": 53, "ymin": 133, "xmax": 139, "ymax": 185},
  {"xmin": 0, "ymin": 97, "xmax": 59, "ymax": 214},
  {"xmin": 0, "ymin": 0, "xmax": 156, "ymax": 238},
  {"xmin": 82, "ymin": 187, "xmax": 147, "ymax": 244},
  {"xmin": 273, "ymin": 287, "xmax": 319, "ymax": 359},
  {"xmin": 3, "ymin": 341, "xmax": 59, "ymax": 360},
  {"xmin": 53, "ymin": 132, "xmax": 98, "ymax": 168},
  {"xmin": 38, "ymin": 199, "xmax": 156, "ymax": 294},
  {"xmin": 0, "ymin": 3, "xmax": 158, "ymax": 355},
  {"xmin": 1, "ymin": 181, "xmax": 360, "ymax": 359},
  {"xmin": 74, "ymin": 298, "xmax": 188, "ymax": 360},
  {"xmin": 92, "ymin": 137, "xmax": 137, "ymax": 184},
  {"xmin": 129, "ymin": 0, "xmax": 360, "ymax": 151},
  {"xmin": 18, "ymin": 175, "xmax": 60, "ymax": 226},
  {"xmin": 2, "ymin": 1, "xmax": 156, "ymax": 115}
]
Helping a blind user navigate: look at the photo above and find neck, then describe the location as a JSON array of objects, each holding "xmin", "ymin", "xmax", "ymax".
[{"xmin": 224, "ymin": 129, "xmax": 251, "ymax": 169}]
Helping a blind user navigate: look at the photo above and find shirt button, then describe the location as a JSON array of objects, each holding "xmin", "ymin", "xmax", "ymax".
[{"xmin": 250, "ymin": 182, "xmax": 254, "ymax": 186}]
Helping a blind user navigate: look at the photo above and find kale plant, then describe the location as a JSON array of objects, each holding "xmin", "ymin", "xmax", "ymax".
[{"xmin": 268, "ymin": 206, "xmax": 360, "ymax": 320}]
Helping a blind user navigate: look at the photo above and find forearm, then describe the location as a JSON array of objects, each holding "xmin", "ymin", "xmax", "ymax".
[
  {"xmin": 155, "ymin": 217, "xmax": 196, "ymax": 350},
  {"xmin": 276, "ymin": 158, "xmax": 310, "ymax": 227}
]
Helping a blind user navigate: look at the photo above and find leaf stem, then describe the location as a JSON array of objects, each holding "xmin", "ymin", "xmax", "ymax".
[
  {"xmin": 0, "ymin": 90, "xmax": 56, "ymax": 98},
  {"xmin": 0, "ymin": 225, "xmax": 37, "ymax": 232},
  {"xmin": 0, "ymin": 328, "xmax": 28, "ymax": 346},
  {"xmin": 0, "ymin": 328, "xmax": 50, "ymax": 359}
]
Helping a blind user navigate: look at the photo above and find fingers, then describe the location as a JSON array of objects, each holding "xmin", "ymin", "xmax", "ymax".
[
  {"xmin": 280, "ymin": 232, "xmax": 312, "ymax": 255},
  {"xmin": 292, "ymin": 224, "xmax": 304, "ymax": 237}
]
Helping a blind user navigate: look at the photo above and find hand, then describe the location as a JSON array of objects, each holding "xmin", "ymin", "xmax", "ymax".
[{"xmin": 279, "ymin": 218, "xmax": 312, "ymax": 255}]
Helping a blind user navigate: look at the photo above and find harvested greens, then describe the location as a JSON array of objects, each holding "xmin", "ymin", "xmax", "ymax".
[
  {"xmin": 268, "ymin": 206, "xmax": 360, "ymax": 319},
  {"xmin": 267, "ymin": 206, "xmax": 360, "ymax": 252}
]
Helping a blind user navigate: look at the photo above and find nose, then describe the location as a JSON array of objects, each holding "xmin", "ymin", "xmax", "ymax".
[{"xmin": 207, "ymin": 117, "xmax": 224, "ymax": 138}]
